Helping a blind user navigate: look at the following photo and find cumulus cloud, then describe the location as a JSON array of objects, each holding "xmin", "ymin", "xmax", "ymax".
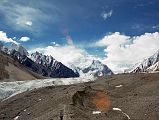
[
  {"xmin": 0, "ymin": 31, "xmax": 19, "ymax": 44},
  {"xmin": 19, "ymin": 36, "xmax": 30, "ymax": 42},
  {"xmin": 101, "ymin": 10, "xmax": 113, "ymax": 20},
  {"xmin": 96, "ymin": 32, "xmax": 159, "ymax": 73}
]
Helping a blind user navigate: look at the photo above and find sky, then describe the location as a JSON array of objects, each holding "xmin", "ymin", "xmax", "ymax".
[{"xmin": 0, "ymin": 0, "xmax": 159, "ymax": 73}]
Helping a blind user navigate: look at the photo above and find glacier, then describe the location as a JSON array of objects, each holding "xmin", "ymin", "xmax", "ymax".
[{"xmin": 0, "ymin": 76, "xmax": 96, "ymax": 101}]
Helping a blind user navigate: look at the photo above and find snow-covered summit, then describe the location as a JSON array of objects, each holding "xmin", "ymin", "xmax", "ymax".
[
  {"xmin": 9, "ymin": 43, "xmax": 28, "ymax": 56},
  {"xmin": 70, "ymin": 59, "xmax": 113, "ymax": 77},
  {"xmin": 0, "ymin": 43, "xmax": 28, "ymax": 56},
  {"xmin": 129, "ymin": 49, "xmax": 159, "ymax": 73},
  {"xmin": 30, "ymin": 52, "xmax": 58, "ymax": 69}
]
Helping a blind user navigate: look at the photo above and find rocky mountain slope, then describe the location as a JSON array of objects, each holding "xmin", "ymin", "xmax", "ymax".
[
  {"xmin": 129, "ymin": 50, "xmax": 159, "ymax": 73},
  {"xmin": 0, "ymin": 52, "xmax": 47, "ymax": 81}
]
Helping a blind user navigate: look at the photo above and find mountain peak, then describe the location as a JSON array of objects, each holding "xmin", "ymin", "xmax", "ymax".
[
  {"xmin": 30, "ymin": 51, "xmax": 79, "ymax": 78},
  {"xmin": 129, "ymin": 49, "xmax": 159, "ymax": 73},
  {"xmin": 92, "ymin": 59, "xmax": 101, "ymax": 65},
  {"xmin": 30, "ymin": 51, "xmax": 57, "ymax": 68},
  {"xmin": 70, "ymin": 59, "xmax": 113, "ymax": 77},
  {"xmin": 9, "ymin": 43, "xmax": 28, "ymax": 56}
]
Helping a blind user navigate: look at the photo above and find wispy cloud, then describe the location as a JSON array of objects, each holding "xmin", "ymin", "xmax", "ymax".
[
  {"xmin": 131, "ymin": 24, "xmax": 159, "ymax": 31},
  {"xmin": 152, "ymin": 25, "xmax": 159, "ymax": 29},
  {"xmin": 134, "ymin": 2, "xmax": 153, "ymax": 8},
  {"xmin": 101, "ymin": 10, "xmax": 113, "ymax": 20},
  {"xmin": 0, "ymin": 1, "xmax": 58, "ymax": 34}
]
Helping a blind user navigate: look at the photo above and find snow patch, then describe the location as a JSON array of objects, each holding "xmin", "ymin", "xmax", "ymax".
[
  {"xmin": 113, "ymin": 107, "xmax": 130, "ymax": 119},
  {"xmin": 92, "ymin": 111, "xmax": 101, "ymax": 114},
  {"xmin": 115, "ymin": 85, "xmax": 123, "ymax": 88},
  {"xmin": 113, "ymin": 108, "xmax": 122, "ymax": 111},
  {"xmin": 13, "ymin": 116, "xmax": 20, "ymax": 120}
]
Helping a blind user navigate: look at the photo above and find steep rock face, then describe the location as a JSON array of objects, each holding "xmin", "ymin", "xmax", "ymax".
[
  {"xmin": 130, "ymin": 50, "xmax": 159, "ymax": 73},
  {"xmin": 29, "ymin": 52, "xmax": 79, "ymax": 78},
  {"xmin": 70, "ymin": 60, "xmax": 113, "ymax": 77},
  {"xmin": 147, "ymin": 61, "xmax": 159, "ymax": 72}
]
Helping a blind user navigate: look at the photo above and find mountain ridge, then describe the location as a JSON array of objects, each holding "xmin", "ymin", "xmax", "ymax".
[
  {"xmin": 0, "ymin": 43, "xmax": 79, "ymax": 78},
  {"xmin": 128, "ymin": 49, "xmax": 159, "ymax": 73}
]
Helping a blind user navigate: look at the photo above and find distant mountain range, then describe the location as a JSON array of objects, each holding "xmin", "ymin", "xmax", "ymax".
[
  {"xmin": 128, "ymin": 50, "xmax": 159, "ymax": 73},
  {"xmin": 0, "ymin": 43, "xmax": 79, "ymax": 78},
  {"xmin": 0, "ymin": 43, "xmax": 113, "ymax": 78}
]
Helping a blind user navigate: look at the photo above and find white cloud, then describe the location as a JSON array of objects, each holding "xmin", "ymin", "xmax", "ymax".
[
  {"xmin": 101, "ymin": 10, "xmax": 113, "ymax": 20},
  {"xmin": 96, "ymin": 32, "xmax": 159, "ymax": 73},
  {"xmin": 19, "ymin": 37, "xmax": 30, "ymax": 42},
  {"xmin": 29, "ymin": 45, "xmax": 97, "ymax": 68},
  {"xmin": 25, "ymin": 21, "xmax": 32, "ymax": 26},
  {"xmin": 0, "ymin": 31, "xmax": 19, "ymax": 44}
]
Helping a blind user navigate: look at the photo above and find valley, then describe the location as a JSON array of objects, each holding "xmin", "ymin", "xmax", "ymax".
[{"xmin": 0, "ymin": 73, "xmax": 159, "ymax": 120}]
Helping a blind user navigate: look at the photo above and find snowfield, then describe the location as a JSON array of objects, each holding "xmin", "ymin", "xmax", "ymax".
[{"xmin": 0, "ymin": 76, "xmax": 96, "ymax": 101}]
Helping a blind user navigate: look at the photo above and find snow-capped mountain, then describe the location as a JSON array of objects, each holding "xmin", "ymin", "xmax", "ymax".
[
  {"xmin": 29, "ymin": 52, "xmax": 79, "ymax": 78},
  {"xmin": 129, "ymin": 50, "xmax": 159, "ymax": 73},
  {"xmin": 147, "ymin": 61, "xmax": 159, "ymax": 72},
  {"xmin": 0, "ymin": 43, "xmax": 28, "ymax": 56},
  {"xmin": 9, "ymin": 43, "xmax": 28, "ymax": 56},
  {"xmin": 0, "ymin": 43, "xmax": 113, "ymax": 77},
  {"xmin": 30, "ymin": 52, "xmax": 59, "ymax": 69},
  {"xmin": 70, "ymin": 60, "xmax": 113, "ymax": 77}
]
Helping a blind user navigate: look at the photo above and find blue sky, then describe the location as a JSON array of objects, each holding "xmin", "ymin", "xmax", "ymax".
[{"xmin": 0, "ymin": 0, "xmax": 159, "ymax": 72}]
